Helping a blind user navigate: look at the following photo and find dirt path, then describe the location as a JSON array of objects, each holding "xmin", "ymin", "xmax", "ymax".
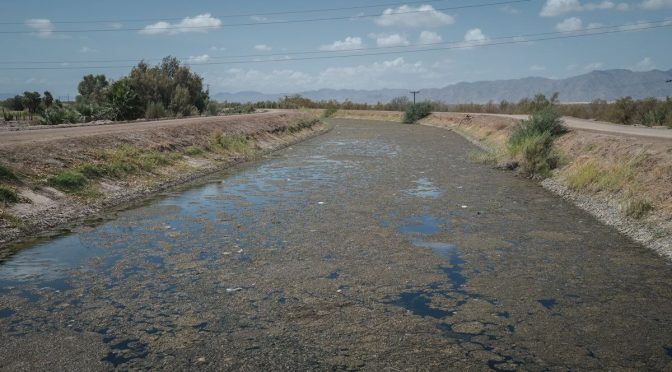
[
  {"xmin": 476, "ymin": 113, "xmax": 672, "ymax": 140},
  {"xmin": 0, "ymin": 112, "xmax": 284, "ymax": 147},
  {"xmin": 1, "ymin": 119, "xmax": 672, "ymax": 370}
]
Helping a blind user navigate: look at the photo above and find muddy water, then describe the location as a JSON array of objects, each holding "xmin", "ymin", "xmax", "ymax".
[{"xmin": 1, "ymin": 119, "xmax": 672, "ymax": 370}]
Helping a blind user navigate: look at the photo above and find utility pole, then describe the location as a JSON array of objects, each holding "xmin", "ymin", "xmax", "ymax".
[{"xmin": 410, "ymin": 91, "xmax": 420, "ymax": 105}]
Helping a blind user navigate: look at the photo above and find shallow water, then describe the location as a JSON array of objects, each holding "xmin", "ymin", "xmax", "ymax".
[{"xmin": 1, "ymin": 119, "xmax": 672, "ymax": 370}]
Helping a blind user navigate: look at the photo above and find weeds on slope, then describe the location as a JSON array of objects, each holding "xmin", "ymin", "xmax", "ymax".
[{"xmin": 507, "ymin": 107, "xmax": 566, "ymax": 178}]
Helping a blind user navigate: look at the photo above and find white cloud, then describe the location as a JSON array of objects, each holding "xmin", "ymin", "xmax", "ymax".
[
  {"xmin": 319, "ymin": 36, "xmax": 364, "ymax": 51},
  {"xmin": 369, "ymin": 33, "xmax": 410, "ymax": 47},
  {"xmin": 584, "ymin": 62, "xmax": 605, "ymax": 70},
  {"xmin": 79, "ymin": 46, "xmax": 98, "ymax": 54},
  {"xmin": 640, "ymin": 0, "xmax": 672, "ymax": 8},
  {"xmin": 530, "ymin": 65, "xmax": 547, "ymax": 71},
  {"xmin": 254, "ymin": 44, "xmax": 273, "ymax": 51},
  {"xmin": 418, "ymin": 31, "xmax": 443, "ymax": 44},
  {"xmin": 210, "ymin": 46, "xmax": 226, "ymax": 52},
  {"xmin": 500, "ymin": 5, "xmax": 522, "ymax": 14},
  {"xmin": 634, "ymin": 57, "xmax": 655, "ymax": 70},
  {"xmin": 540, "ymin": 0, "xmax": 621, "ymax": 16},
  {"xmin": 109, "ymin": 22, "xmax": 123, "ymax": 29},
  {"xmin": 209, "ymin": 57, "xmax": 448, "ymax": 92},
  {"xmin": 250, "ymin": 15, "xmax": 268, "ymax": 22},
  {"xmin": 616, "ymin": 3, "xmax": 630, "ymax": 10},
  {"xmin": 375, "ymin": 5, "xmax": 454, "ymax": 28},
  {"xmin": 556, "ymin": 16, "xmax": 584, "ymax": 31},
  {"xmin": 458, "ymin": 28, "xmax": 489, "ymax": 49},
  {"xmin": 140, "ymin": 13, "xmax": 222, "ymax": 35},
  {"xmin": 187, "ymin": 54, "xmax": 210, "ymax": 63},
  {"xmin": 26, "ymin": 18, "xmax": 54, "ymax": 38}
]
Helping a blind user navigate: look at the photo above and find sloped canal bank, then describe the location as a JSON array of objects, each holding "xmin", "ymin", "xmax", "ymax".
[{"xmin": 1, "ymin": 119, "xmax": 671, "ymax": 370}]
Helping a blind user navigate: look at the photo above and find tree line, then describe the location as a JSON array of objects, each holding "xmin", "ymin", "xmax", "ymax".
[
  {"xmin": 1, "ymin": 56, "xmax": 213, "ymax": 125},
  {"xmin": 243, "ymin": 93, "xmax": 672, "ymax": 127}
]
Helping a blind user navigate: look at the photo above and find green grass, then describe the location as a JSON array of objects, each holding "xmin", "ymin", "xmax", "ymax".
[
  {"xmin": 565, "ymin": 153, "xmax": 646, "ymax": 193},
  {"xmin": 565, "ymin": 159, "xmax": 601, "ymax": 191},
  {"xmin": 210, "ymin": 132, "xmax": 253, "ymax": 154},
  {"xmin": 467, "ymin": 149, "xmax": 498, "ymax": 165},
  {"xmin": 0, "ymin": 165, "xmax": 18, "ymax": 182},
  {"xmin": 48, "ymin": 171, "xmax": 88, "ymax": 192},
  {"xmin": 620, "ymin": 193, "xmax": 654, "ymax": 219},
  {"xmin": 0, "ymin": 185, "xmax": 18, "ymax": 204},
  {"xmin": 78, "ymin": 145, "xmax": 183, "ymax": 179},
  {"xmin": 287, "ymin": 119, "xmax": 320, "ymax": 133},
  {"xmin": 184, "ymin": 145, "xmax": 206, "ymax": 156}
]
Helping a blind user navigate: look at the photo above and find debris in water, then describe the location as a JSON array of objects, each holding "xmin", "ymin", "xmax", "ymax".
[
  {"xmin": 461, "ymin": 205, "xmax": 468, "ymax": 209},
  {"xmin": 237, "ymin": 249, "xmax": 243, "ymax": 253},
  {"xmin": 226, "ymin": 288, "xmax": 243, "ymax": 293},
  {"xmin": 318, "ymin": 202, "xmax": 325, "ymax": 205}
]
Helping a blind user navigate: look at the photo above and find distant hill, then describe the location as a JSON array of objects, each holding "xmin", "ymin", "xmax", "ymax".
[{"xmin": 213, "ymin": 69, "xmax": 672, "ymax": 104}]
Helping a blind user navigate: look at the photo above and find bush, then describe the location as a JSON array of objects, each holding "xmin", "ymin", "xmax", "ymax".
[
  {"xmin": 0, "ymin": 185, "xmax": 18, "ymax": 204},
  {"xmin": 0, "ymin": 165, "xmax": 18, "ymax": 182},
  {"xmin": 403, "ymin": 102, "xmax": 433, "ymax": 124},
  {"xmin": 74, "ymin": 101, "xmax": 114, "ymax": 122},
  {"xmin": 48, "ymin": 171, "xmax": 88, "ymax": 192},
  {"xmin": 145, "ymin": 102, "xmax": 167, "ymax": 120},
  {"xmin": 323, "ymin": 107, "xmax": 338, "ymax": 118},
  {"xmin": 508, "ymin": 108, "xmax": 565, "ymax": 177},
  {"xmin": 40, "ymin": 107, "xmax": 83, "ymax": 125},
  {"xmin": 206, "ymin": 102, "xmax": 220, "ymax": 116}
]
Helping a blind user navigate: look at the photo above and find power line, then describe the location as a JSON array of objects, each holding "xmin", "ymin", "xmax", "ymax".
[
  {"xmin": 0, "ymin": 0, "xmax": 455, "ymax": 25},
  {"xmin": 1, "ymin": 19, "xmax": 668, "ymax": 66},
  {"xmin": 0, "ymin": 23, "xmax": 670, "ymax": 71},
  {"xmin": 0, "ymin": 0, "xmax": 532, "ymax": 34}
]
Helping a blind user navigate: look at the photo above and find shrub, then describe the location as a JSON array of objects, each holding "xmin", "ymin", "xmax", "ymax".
[
  {"xmin": 48, "ymin": 171, "xmax": 88, "ymax": 192},
  {"xmin": 507, "ymin": 108, "xmax": 566, "ymax": 177},
  {"xmin": 323, "ymin": 107, "xmax": 338, "ymax": 118},
  {"xmin": 0, "ymin": 165, "xmax": 18, "ymax": 182},
  {"xmin": 0, "ymin": 185, "xmax": 18, "ymax": 204},
  {"xmin": 403, "ymin": 102, "xmax": 432, "ymax": 124},
  {"xmin": 145, "ymin": 102, "xmax": 167, "ymax": 120},
  {"xmin": 510, "ymin": 131, "xmax": 556, "ymax": 177},
  {"xmin": 206, "ymin": 102, "xmax": 220, "ymax": 116}
]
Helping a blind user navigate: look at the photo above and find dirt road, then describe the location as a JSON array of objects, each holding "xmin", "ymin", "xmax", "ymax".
[
  {"xmin": 0, "ymin": 112, "xmax": 285, "ymax": 147},
  {"xmin": 478, "ymin": 113, "xmax": 672, "ymax": 140},
  {"xmin": 1, "ymin": 119, "xmax": 672, "ymax": 370}
]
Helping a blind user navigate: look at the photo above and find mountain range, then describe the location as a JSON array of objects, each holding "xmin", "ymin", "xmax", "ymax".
[{"xmin": 213, "ymin": 69, "xmax": 672, "ymax": 104}]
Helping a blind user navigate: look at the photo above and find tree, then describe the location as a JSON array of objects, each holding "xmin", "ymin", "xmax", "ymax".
[
  {"xmin": 22, "ymin": 91, "xmax": 41, "ymax": 119},
  {"xmin": 5, "ymin": 95, "xmax": 24, "ymax": 111},
  {"xmin": 43, "ymin": 91, "xmax": 54, "ymax": 108},
  {"xmin": 78, "ymin": 74, "xmax": 109, "ymax": 103},
  {"xmin": 108, "ymin": 79, "xmax": 142, "ymax": 120}
]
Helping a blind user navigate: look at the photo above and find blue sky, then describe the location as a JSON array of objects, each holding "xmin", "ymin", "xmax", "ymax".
[{"xmin": 1, "ymin": 0, "xmax": 671, "ymax": 97}]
